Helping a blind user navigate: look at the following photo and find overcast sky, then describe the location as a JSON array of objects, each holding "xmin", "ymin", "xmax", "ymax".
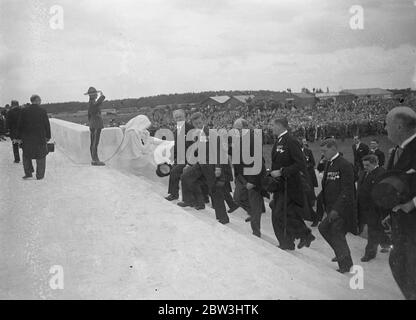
[{"xmin": 1, "ymin": 0, "xmax": 416, "ymax": 104}]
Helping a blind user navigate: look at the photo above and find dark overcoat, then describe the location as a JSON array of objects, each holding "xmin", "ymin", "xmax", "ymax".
[{"xmin": 17, "ymin": 104, "xmax": 51, "ymax": 159}]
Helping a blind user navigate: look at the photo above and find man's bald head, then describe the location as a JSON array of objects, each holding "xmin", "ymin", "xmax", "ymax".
[
  {"xmin": 233, "ymin": 118, "xmax": 249, "ymax": 130},
  {"xmin": 386, "ymin": 106, "xmax": 416, "ymax": 145}
]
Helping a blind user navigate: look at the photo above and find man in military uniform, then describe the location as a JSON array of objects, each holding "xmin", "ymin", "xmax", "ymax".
[
  {"xmin": 319, "ymin": 139, "xmax": 358, "ymax": 273},
  {"xmin": 269, "ymin": 118, "xmax": 315, "ymax": 250},
  {"xmin": 85, "ymin": 86, "xmax": 106, "ymax": 166},
  {"xmin": 385, "ymin": 106, "xmax": 416, "ymax": 300}
]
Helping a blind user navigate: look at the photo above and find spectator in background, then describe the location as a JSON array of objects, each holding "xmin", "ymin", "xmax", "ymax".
[
  {"xmin": 369, "ymin": 139, "xmax": 385, "ymax": 167},
  {"xmin": 6, "ymin": 100, "xmax": 22, "ymax": 162},
  {"xmin": 17, "ymin": 95, "xmax": 51, "ymax": 180}
]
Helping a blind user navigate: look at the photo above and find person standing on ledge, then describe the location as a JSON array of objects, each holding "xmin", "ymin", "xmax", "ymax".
[
  {"xmin": 17, "ymin": 95, "xmax": 51, "ymax": 180},
  {"xmin": 85, "ymin": 86, "xmax": 106, "ymax": 166}
]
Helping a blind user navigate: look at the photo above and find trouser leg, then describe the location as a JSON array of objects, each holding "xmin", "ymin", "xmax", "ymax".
[
  {"xmin": 365, "ymin": 221, "xmax": 381, "ymax": 257},
  {"xmin": 248, "ymin": 189, "xmax": 263, "ymax": 237},
  {"xmin": 12, "ymin": 142, "xmax": 20, "ymax": 162},
  {"xmin": 23, "ymin": 156, "xmax": 33, "ymax": 176},
  {"xmin": 168, "ymin": 164, "xmax": 185, "ymax": 196},
  {"xmin": 319, "ymin": 216, "xmax": 352, "ymax": 267},
  {"xmin": 211, "ymin": 185, "xmax": 229, "ymax": 222},
  {"xmin": 35, "ymin": 157, "xmax": 46, "ymax": 179},
  {"xmin": 233, "ymin": 180, "xmax": 250, "ymax": 213}
]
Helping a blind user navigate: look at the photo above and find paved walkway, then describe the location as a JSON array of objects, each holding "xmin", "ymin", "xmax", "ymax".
[{"xmin": 0, "ymin": 140, "xmax": 403, "ymax": 299}]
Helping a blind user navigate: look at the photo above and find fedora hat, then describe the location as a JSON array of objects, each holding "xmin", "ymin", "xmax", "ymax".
[
  {"xmin": 156, "ymin": 163, "xmax": 172, "ymax": 178},
  {"xmin": 84, "ymin": 87, "xmax": 100, "ymax": 96},
  {"xmin": 371, "ymin": 170, "xmax": 411, "ymax": 210}
]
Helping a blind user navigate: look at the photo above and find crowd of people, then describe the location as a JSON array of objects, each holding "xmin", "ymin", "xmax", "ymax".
[{"xmin": 146, "ymin": 98, "xmax": 407, "ymax": 144}]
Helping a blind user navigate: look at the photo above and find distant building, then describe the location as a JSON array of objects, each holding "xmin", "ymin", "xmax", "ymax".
[
  {"xmin": 340, "ymin": 88, "xmax": 393, "ymax": 99},
  {"xmin": 200, "ymin": 96, "xmax": 231, "ymax": 108},
  {"xmin": 315, "ymin": 92, "xmax": 355, "ymax": 103},
  {"xmin": 227, "ymin": 95, "xmax": 255, "ymax": 108}
]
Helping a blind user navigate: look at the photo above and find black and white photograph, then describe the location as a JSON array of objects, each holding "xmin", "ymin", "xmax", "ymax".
[{"xmin": 1, "ymin": 0, "xmax": 416, "ymax": 306}]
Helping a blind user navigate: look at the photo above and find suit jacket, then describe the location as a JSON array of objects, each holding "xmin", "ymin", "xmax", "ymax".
[
  {"xmin": 357, "ymin": 166, "xmax": 387, "ymax": 225},
  {"xmin": 88, "ymin": 95, "xmax": 105, "ymax": 129},
  {"xmin": 322, "ymin": 155, "xmax": 358, "ymax": 234},
  {"xmin": 387, "ymin": 137, "xmax": 416, "ymax": 243},
  {"xmin": 352, "ymin": 142, "xmax": 369, "ymax": 169},
  {"xmin": 271, "ymin": 132, "xmax": 307, "ymax": 207},
  {"xmin": 302, "ymin": 147, "xmax": 318, "ymax": 187},
  {"xmin": 232, "ymin": 129, "xmax": 265, "ymax": 189},
  {"xmin": 6, "ymin": 107, "xmax": 21, "ymax": 139},
  {"xmin": 17, "ymin": 104, "xmax": 51, "ymax": 159},
  {"xmin": 173, "ymin": 121, "xmax": 194, "ymax": 164},
  {"xmin": 369, "ymin": 148, "xmax": 385, "ymax": 167}
]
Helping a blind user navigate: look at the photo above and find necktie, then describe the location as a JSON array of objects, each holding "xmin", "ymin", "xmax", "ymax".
[{"xmin": 393, "ymin": 146, "xmax": 403, "ymax": 166}]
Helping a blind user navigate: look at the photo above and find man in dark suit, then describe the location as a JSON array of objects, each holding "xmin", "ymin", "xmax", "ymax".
[
  {"xmin": 232, "ymin": 118, "xmax": 266, "ymax": 236},
  {"xmin": 301, "ymin": 138, "xmax": 319, "ymax": 226},
  {"xmin": 357, "ymin": 154, "xmax": 389, "ymax": 262},
  {"xmin": 319, "ymin": 138, "xmax": 358, "ymax": 273},
  {"xmin": 369, "ymin": 139, "xmax": 385, "ymax": 167},
  {"xmin": 6, "ymin": 100, "xmax": 21, "ymax": 163},
  {"xmin": 178, "ymin": 112, "xmax": 215, "ymax": 210},
  {"xmin": 17, "ymin": 95, "xmax": 51, "ymax": 180},
  {"xmin": 352, "ymin": 135, "xmax": 369, "ymax": 172},
  {"xmin": 85, "ymin": 86, "xmax": 106, "ymax": 166},
  {"xmin": 270, "ymin": 118, "xmax": 315, "ymax": 250},
  {"xmin": 385, "ymin": 106, "xmax": 416, "ymax": 300},
  {"xmin": 165, "ymin": 109, "xmax": 194, "ymax": 201}
]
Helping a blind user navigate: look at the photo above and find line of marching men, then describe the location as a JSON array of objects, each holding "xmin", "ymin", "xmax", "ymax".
[{"xmin": 163, "ymin": 107, "xmax": 416, "ymax": 300}]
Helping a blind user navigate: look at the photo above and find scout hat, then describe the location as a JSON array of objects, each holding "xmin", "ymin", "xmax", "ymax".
[
  {"xmin": 84, "ymin": 87, "xmax": 100, "ymax": 96},
  {"xmin": 156, "ymin": 163, "xmax": 172, "ymax": 178}
]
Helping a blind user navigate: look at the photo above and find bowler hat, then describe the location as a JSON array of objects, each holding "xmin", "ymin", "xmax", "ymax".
[
  {"xmin": 156, "ymin": 163, "xmax": 172, "ymax": 178},
  {"xmin": 84, "ymin": 87, "xmax": 100, "ymax": 96},
  {"xmin": 371, "ymin": 170, "xmax": 412, "ymax": 210}
]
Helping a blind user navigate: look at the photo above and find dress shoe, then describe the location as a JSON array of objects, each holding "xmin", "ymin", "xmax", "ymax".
[
  {"xmin": 22, "ymin": 175, "xmax": 33, "ymax": 179},
  {"xmin": 92, "ymin": 161, "xmax": 105, "ymax": 166},
  {"xmin": 297, "ymin": 233, "xmax": 316, "ymax": 249},
  {"xmin": 194, "ymin": 204, "xmax": 205, "ymax": 210},
  {"xmin": 165, "ymin": 194, "xmax": 179, "ymax": 201},
  {"xmin": 361, "ymin": 254, "xmax": 376, "ymax": 262},
  {"xmin": 218, "ymin": 219, "xmax": 229, "ymax": 225},
  {"xmin": 311, "ymin": 221, "xmax": 319, "ymax": 227},
  {"xmin": 14, "ymin": 160, "xmax": 20, "ymax": 163},
  {"xmin": 278, "ymin": 243, "xmax": 295, "ymax": 251},
  {"xmin": 245, "ymin": 216, "xmax": 251, "ymax": 222},
  {"xmin": 228, "ymin": 205, "xmax": 239, "ymax": 214},
  {"xmin": 337, "ymin": 257, "xmax": 353, "ymax": 273},
  {"xmin": 331, "ymin": 257, "xmax": 338, "ymax": 262},
  {"xmin": 177, "ymin": 201, "xmax": 194, "ymax": 208}
]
